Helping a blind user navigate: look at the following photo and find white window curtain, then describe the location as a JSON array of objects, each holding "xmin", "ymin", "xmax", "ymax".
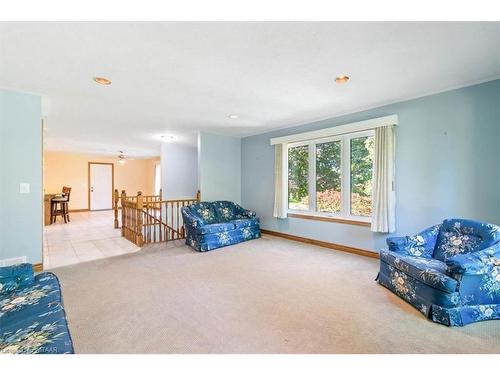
[
  {"xmin": 371, "ymin": 125, "xmax": 396, "ymax": 233},
  {"xmin": 273, "ymin": 144, "xmax": 287, "ymax": 219}
]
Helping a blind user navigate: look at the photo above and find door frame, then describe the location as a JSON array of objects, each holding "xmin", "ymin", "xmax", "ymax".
[{"xmin": 88, "ymin": 162, "xmax": 115, "ymax": 211}]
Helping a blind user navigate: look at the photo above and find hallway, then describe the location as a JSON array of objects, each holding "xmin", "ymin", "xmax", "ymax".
[{"xmin": 43, "ymin": 210, "xmax": 140, "ymax": 269}]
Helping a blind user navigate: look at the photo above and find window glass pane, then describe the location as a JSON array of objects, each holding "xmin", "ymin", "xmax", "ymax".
[
  {"xmin": 350, "ymin": 136, "xmax": 374, "ymax": 216},
  {"xmin": 316, "ymin": 141, "xmax": 341, "ymax": 213},
  {"xmin": 288, "ymin": 145, "xmax": 309, "ymax": 210}
]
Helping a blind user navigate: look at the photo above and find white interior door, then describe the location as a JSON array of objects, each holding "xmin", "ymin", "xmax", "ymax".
[{"xmin": 89, "ymin": 163, "xmax": 113, "ymax": 210}]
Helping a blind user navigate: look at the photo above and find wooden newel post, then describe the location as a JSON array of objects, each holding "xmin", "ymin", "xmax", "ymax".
[
  {"xmin": 121, "ymin": 190, "xmax": 126, "ymax": 236},
  {"xmin": 159, "ymin": 188, "xmax": 162, "ymax": 201},
  {"xmin": 196, "ymin": 190, "xmax": 201, "ymax": 202},
  {"xmin": 136, "ymin": 191, "xmax": 144, "ymax": 246},
  {"xmin": 114, "ymin": 189, "xmax": 119, "ymax": 228}
]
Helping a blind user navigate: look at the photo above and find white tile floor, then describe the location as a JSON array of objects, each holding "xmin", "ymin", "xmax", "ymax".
[{"xmin": 43, "ymin": 210, "xmax": 140, "ymax": 269}]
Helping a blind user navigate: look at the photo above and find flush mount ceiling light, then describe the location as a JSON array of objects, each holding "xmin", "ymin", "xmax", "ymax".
[
  {"xmin": 93, "ymin": 76, "xmax": 112, "ymax": 85},
  {"xmin": 228, "ymin": 114, "xmax": 239, "ymax": 119},
  {"xmin": 335, "ymin": 75, "xmax": 350, "ymax": 84},
  {"xmin": 161, "ymin": 135, "xmax": 175, "ymax": 143}
]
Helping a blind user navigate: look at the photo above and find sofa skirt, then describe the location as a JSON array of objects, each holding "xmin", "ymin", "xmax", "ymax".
[
  {"xmin": 186, "ymin": 224, "xmax": 261, "ymax": 252},
  {"xmin": 378, "ymin": 261, "xmax": 500, "ymax": 327}
]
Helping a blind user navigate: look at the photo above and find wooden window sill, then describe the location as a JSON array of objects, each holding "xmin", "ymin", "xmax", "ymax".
[{"xmin": 287, "ymin": 213, "xmax": 371, "ymax": 227}]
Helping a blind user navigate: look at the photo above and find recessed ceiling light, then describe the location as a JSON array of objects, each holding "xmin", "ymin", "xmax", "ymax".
[
  {"xmin": 161, "ymin": 135, "xmax": 175, "ymax": 143},
  {"xmin": 335, "ymin": 75, "xmax": 350, "ymax": 84},
  {"xmin": 94, "ymin": 76, "xmax": 112, "ymax": 85},
  {"xmin": 228, "ymin": 114, "xmax": 239, "ymax": 119}
]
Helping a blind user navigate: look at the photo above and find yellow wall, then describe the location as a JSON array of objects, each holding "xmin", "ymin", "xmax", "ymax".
[{"xmin": 44, "ymin": 151, "xmax": 159, "ymax": 210}]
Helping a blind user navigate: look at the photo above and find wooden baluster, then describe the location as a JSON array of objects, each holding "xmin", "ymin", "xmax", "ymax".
[
  {"xmin": 136, "ymin": 191, "xmax": 144, "ymax": 246},
  {"xmin": 114, "ymin": 189, "xmax": 119, "ymax": 228},
  {"xmin": 174, "ymin": 201, "xmax": 178, "ymax": 240},
  {"xmin": 180, "ymin": 201, "xmax": 186, "ymax": 238},
  {"xmin": 170, "ymin": 201, "xmax": 174, "ymax": 240},
  {"xmin": 166, "ymin": 201, "xmax": 170, "ymax": 241},
  {"xmin": 159, "ymin": 199, "xmax": 163, "ymax": 242},
  {"xmin": 149, "ymin": 203, "xmax": 152, "ymax": 244},
  {"xmin": 145, "ymin": 202, "xmax": 148, "ymax": 244},
  {"xmin": 120, "ymin": 191, "xmax": 126, "ymax": 236},
  {"xmin": 150, "ymin": 203, "xmax": 153, "ymax": 243}
]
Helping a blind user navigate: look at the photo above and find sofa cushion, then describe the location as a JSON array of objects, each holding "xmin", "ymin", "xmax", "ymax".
[
  {"xmin": 1, "ymin": 272, "xmax": 61, "ymax": 323},
  {"xmin": 213, "ymin": 201, "xmax": 239, "ymax": 221},
  {"xmin": 378, "ymin": 262, "xmax": 461, "ymax": 312},
  {"xmin": 230, "ymin": 218, "xmax": 260, "ymax": 229},
  {"xmin": 0, "ymin": 272, "xmax": 73, "ymax": 354},
  {"xmin": 380, "ymin": 249, "xmax": 458, "ymax": 293},
  {"xmin": 189, "ymin": 202, "xmax": 219, "ymax": 224},
  {"xmin": 195, "ymin": 222, "xmax": 236, "ymax": 235},
  {"xmin": 0, "ymin": 263, "xmax": 34, "ymax": 296},
  {"xmin": 434, "ymin": 219, "xmax": 500, "ymax": 262}
]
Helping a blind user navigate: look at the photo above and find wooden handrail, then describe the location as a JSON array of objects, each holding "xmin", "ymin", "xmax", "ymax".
[{"xmin": 117, "ymin": 189, "xmax": 200, "ymax": 246}]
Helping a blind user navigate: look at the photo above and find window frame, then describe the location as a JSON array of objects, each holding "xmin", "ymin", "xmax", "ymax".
[{"xmin": 286, "ymin": 129, "xmax": 374, "ymax": 223}]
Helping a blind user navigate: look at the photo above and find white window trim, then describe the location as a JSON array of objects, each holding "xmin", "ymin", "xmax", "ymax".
[
  {"xmin": 270, "ymin": 114, "xmax": 397, "ymax": 145},
  {"xmin": 275, "ymin": 115, "xmax": 398, "ymax": 224}
]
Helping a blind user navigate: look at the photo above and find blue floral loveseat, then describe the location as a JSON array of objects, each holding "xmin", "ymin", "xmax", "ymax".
[
  {"xmin": 377, "ymin": 218, "xmax": 500, "ymax": 326},
  {"xmin": 181, "ymin": 201, "xmax": 261, "ymax": 252},
  {"xmin": 0, "ymin": 264, "xmax": 74, "ymax": 354}
]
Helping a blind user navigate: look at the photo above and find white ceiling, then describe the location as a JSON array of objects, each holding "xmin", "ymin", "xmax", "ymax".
[{"xmin": 1, "ymin": 22, "xmax": 499, "ymax": 157}]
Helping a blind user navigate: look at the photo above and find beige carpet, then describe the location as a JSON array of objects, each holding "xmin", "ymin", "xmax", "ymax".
[{"xmin": 51, "ymin": 235, "xmax": 500, "ymax": 353}]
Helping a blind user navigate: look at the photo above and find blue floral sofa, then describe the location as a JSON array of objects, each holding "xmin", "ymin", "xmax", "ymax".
[
  {"xmin": 181, "ymin": 201, "xmax": 261, "ymax": 252},
  {"xmin": 0, "ymin": 264, "xmax": 74, "ymax": 354},
  {"xmin": 377, "ymin": 218, "xmax": 500, "ymax": 326}
]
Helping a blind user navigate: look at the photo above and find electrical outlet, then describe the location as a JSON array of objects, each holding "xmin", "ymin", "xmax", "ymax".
[{"xmin": 20, "ymin": 183, "xmax": 30, "ymax": 194}]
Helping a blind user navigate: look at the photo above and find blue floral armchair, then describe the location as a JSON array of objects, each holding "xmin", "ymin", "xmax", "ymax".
[
  {"xmin": 0, "ymin": 264, "xmax": 74, "ymax": 353},
  {"xmin": 377, "ymin": 218, "xmax": 500, "ymax": 326},
  {"xmin": 181, "ymin": 201, "xmax": 261, "ymax": 252}
]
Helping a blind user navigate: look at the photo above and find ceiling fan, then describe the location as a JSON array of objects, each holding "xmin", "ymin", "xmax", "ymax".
[{"xmin": 117, "ymin": 150, "xmax": 134, "ymax": 164}]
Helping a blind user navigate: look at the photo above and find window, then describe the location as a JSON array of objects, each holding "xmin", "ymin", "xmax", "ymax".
[
  {"xmin": 287, "ymin": 131, "xmax": 374, "ymax": 221},
  {"xmin": 288, "ymin": 145, "xmax": 309, "ymax": 210},
  {"xmin": 350, "ymin": 136, "xmax": 374, "ymax": 217},
  {"xmin": 316, "ymin": 140, "xmax": 341, "ymax": 214}
]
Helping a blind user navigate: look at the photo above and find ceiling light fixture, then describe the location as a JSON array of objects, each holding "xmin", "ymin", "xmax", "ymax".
[
  {"xmin": 335, "ymin": 75, "xmax": 350, "ymax": 84},
  {"xmin": 228, "ymin": 114, "xmax": 239, "ymax": 119},
  {"xmin": 94, "ymin": 76, "xmax": 112, "ymax": 85},
  {"xmin": 117, "ymin": 151, "xmax": 126, "ymax": 164},
  {"xmin": 161, "ymin": 135, "xmax": 175, "ymax": 143}
]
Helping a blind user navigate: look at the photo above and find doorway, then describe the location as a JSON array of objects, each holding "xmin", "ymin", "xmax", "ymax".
[{"xmin": 88, "ymin": 162, "xmax": 114, "ymax": 210}]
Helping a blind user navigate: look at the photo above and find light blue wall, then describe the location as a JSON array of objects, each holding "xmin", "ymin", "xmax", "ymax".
[
  {"xmin": 242, "ymin": 79, "xmax": 500, "ymax": 252},
  {"xmin": 199, "ymin": 132, "xmax": 241, "ymax": 203},
  {"xmin": 161, "ymin": 142, "xmax": 198, "ymax": 200},
  {"xmin": 0, "ymin": 89, "xmax": 42, "ymax": 263}
]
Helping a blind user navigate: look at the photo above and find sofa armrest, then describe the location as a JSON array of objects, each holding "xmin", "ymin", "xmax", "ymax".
[
  {"xmin": 0, "ymin": 263, "xmax": 34, "ymax": 295},
  {"xmin": 181, "ymin": 207, "xmax": 205, "ymax": 228},
  {"xmin": 241, "ymin": 209, "xmax": 257, "ymax": 218},
  {"xmin": 234, "ymin": 204, "xmax": 257, "ymax": 218},
  {"xmin": 446, "ymin": 243, "xmax": 500, "ymax": 277},
  {"xmin": 386, "ymin": 236, "xmax": 408, "ymax": 252},
  {"xmin": 386, "ymin": 224, "xmax": 441, "ymax": 257}
]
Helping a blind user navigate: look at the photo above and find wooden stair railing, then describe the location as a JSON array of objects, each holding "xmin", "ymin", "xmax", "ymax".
[
  {"xmin": 114, "ymin": 189, "xmax": 162, "ymax": 228},
  {"xmin": 117, "ymin": 189, "xmax": 200, "ymax": 246}
]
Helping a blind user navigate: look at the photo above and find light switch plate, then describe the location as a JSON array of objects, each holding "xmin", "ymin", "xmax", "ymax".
[{"xmin": 20, "ymin": 183, "xmax": 30, "ymax": 194}]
